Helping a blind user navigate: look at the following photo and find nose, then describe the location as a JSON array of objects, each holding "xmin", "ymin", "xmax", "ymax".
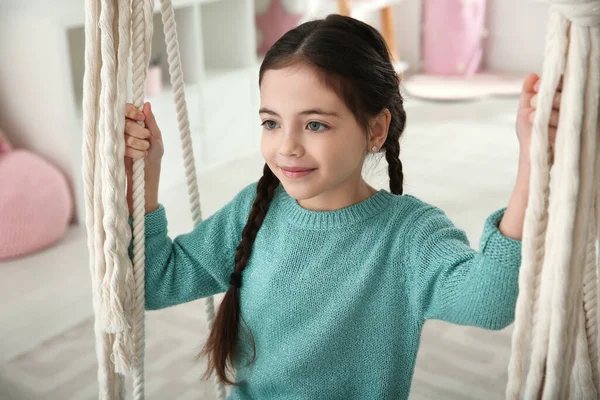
[{"xmin": 278, "ymin": 128, "xmax": 304, "ymax": 158}]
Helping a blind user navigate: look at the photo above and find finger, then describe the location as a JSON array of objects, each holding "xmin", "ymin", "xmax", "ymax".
[
  {"xmin": 125, "ymin": 103, "xmax": 145, "ymax": 121},
  {"xmin": 529, "ymin": 109, "xmax": 536, "ymax": 124},
  {"xmin": 552, "ymin": 92, "xmax": 561, "ymax": 109},
  {"xmin": 142, "ymin": 102, "xmax": 162, "ymax": 139},
  {"xmin": 536, "ymin": 75, "xmax": 563, "ymax": 93},
  {"xmin": 125, "ymin": 119, "xmax": 151, "ymax": 139},
  {"xmin": 549, "ymin": 127, "xmax": 557, "ymax": 165},
  {"xmin": 549, "ymin": 110, "xmax": 560, "ymax": 128},
  {"xmin": 528, "ymin": 109, "xmax": 561, "ymax": 127},
  {"xmin": 549, "ymin": 127, "xmax": 557, "ymax": 145},
  {"xmin": 125, "ymin": 147, "xmax": 147, "ymax": 160},
  {"xmin": 520, "ymin": 73, "xmax": 539, "ymax": 109},
  {"xmin": 530, "ymin": 92, "xmax": 562, "ymax": 110},
  {"xmin": 125, "ymin": 134, "xmax": 151, "ymax": 151},
  {"xmin": 124, "ymin": 154, "xmax": 133, "ymax": 170}
]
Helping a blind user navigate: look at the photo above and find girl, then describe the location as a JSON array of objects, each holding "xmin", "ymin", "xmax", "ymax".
[{"xmin": 123, "ymin": 14, "xmax": 559, "ymax": 400}]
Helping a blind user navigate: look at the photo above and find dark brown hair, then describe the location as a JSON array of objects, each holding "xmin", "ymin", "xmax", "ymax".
[{"xmin": 199, "ymin": 13, "xmax": 407, "ymax": 385}]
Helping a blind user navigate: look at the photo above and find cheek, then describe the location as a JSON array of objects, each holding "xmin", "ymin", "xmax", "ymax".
[
  {"xmin": 260, "ymin": 131, "xmax": 273, "ymax": 159},
  {"xmin": 261, "ymin": 132, "xmax": 280, "ymax": 173},
  {"xmin": 318, "ymin": 129, "xmax": 366, "ymax": 171}
]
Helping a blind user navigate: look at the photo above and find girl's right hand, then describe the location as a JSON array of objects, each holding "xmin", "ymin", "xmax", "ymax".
[{"xmin": 124, "ymin": 102, "xmax": 164, "ymax": 215}]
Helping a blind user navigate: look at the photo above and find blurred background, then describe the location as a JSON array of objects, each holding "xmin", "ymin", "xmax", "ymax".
[{"xmin": 0, "ymin": 0, "xmax": 549, "ymax": 398}]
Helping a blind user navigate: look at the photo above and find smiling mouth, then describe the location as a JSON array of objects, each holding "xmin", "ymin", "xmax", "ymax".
[{"xmin": 280, "ymin": 166, "xmax": 316, "ymax": 179}]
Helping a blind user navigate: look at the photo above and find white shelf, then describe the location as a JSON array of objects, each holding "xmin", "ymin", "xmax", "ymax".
[
  {"xmin": 152, "ymin": 0, "xmax": 221, "ymax": 13},
  {"xmin": 53, "ymin": 0, "xmax": 223, "ymax": 28},
  {"xmin": 0, "ymin": 0, "xmax": 257, "ymax": 226},
  {"xmin": 148, "ymin": 63, "xmax": 261, "ymax": 176},
  {"xmin": 327, "ymin": 0, "xmax": 405, "ymax": 16},
  {"xmin": 349, "ymin": 0, "xmax": 405, "ymax": 15}
]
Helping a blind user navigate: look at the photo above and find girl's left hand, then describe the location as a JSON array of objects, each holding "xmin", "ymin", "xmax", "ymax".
[
  {"xmin": 499, "ymin": 73, "xmax": 562, "ymax": 240},
  {"xmin": 515, "ymin": 73, "xmax": 562, "ymax": 165}
]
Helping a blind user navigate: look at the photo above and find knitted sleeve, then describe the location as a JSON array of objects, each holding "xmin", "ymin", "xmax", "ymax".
[
  {"xmin": 407, "ymin": 205, "xmax": 522, "ymax": 330},
  {"xmin": 141, "ymin": 183, "xmax": 256, "ymax": 310}
]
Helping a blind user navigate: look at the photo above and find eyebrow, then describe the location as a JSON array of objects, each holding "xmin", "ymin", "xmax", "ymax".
[{"xmin": 259, "ymin": 107, "xmax": 341, "ymax": 118}]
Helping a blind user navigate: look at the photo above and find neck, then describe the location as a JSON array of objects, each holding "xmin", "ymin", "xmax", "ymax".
[{"xmin": 297, "ymin": 178, "xmax": 378, "ymax": 211}]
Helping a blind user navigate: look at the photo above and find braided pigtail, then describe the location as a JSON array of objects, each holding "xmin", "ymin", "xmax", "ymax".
[
  {"xmin": 199, "ymin": 164, "xmax": 279, "ymax": 385},
  {"xmin": 384, "ymin": 92, "xmax": 406, "ymax": 195}
]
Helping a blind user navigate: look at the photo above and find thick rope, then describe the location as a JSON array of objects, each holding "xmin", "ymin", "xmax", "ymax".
[
  {"xmin": 506, "ymin": 2, "xmax": 600, "ymax": 398},
  {"xmin": 505, "ymin": 8, "xmax": 567, "ymax": 398},
  {"xmin": 112, "ymin": 0, "xmax": 134, "ymax": 376},
  {"xmin": 157, "ymin": 1, "xmax": 226, "ymax": 398},
  {"xmin": 83, "ymin": 0, "xmax": 117, "ymax": 397},
  {"xmin": 564, "ymin": 26, "xmax": 600, "ymax": 397},
  {"xmin": 98, "ymin": 0, "xmax": 128, "ymax": 338},
  {"xmin": 584, "ymin": 30, "xmax": 600, "ymax": 394},
  {"xmin": 85, "ymin": 0, "xmax": 227, "ymax": 398},
  {"xmin": 130, "ymin": 0, "xmax": 154, "ymax": 398},
  {"xmin": 544, "ymin": 21, "xmax": 589, "ymax": 398},
  {"xmin": 84, "ymin": 0, "xmax": 141, "ymax": 398}
]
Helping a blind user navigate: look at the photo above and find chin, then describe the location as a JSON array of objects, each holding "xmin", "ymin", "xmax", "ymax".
[{"xmin": 277, "ymin": 177, "xmax": 326, "ymax": 201}]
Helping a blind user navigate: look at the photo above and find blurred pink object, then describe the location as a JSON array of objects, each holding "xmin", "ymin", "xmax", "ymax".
[
  {"xmin": 0, "ymin": 129, "xmax": 11, "ymax": 153},
  {"xmin": 422, "ymin": 0, "xmax": 487, "ymax": 76},
  {"xmin": 145, "ymin": 64, "xmax": 163, "ymax": 97},
  {"xmin": 0, "ymin": 144, "xmax": 72, "ymax": 261},
  {"xmin": 255, "ymin": 0, "xmax": 303, "ymax": 56}
]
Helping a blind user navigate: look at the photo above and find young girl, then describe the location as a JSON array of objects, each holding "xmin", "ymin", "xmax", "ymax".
[{"xmin": 123, "ymin": 14, "xmax": 560, "ymax": 400}]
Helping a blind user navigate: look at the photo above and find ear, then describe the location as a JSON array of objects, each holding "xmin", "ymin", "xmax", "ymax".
[{"xmin": 367, "ymin": 109, "xmax": 391, "ymax": 152}]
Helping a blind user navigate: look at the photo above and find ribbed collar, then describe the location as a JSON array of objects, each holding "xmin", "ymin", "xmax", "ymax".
[{"xmin": 275, "ymin": 185, "xmax": 396, "ymax": 229}]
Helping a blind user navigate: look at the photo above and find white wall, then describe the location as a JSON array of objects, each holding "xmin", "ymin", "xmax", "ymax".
[
  {"xmin": 484, "ymin": 0, "xmax": 549, "ymax": 73},
  {"xmin": 0, "ymin": 11, "xmax": 80, "ymax": 222},
  {"xmin": 393, "ymin": 0, "xmax": 550, "ymax": 75}
]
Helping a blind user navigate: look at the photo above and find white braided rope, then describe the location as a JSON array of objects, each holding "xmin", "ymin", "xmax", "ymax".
[
  {"xmin": 85, "ymin": 0, "xmax": 227, "ymax": 398},
  {"xmin": 83, "ymin": 0, "xmax": 117, "ymax": 397},
  {"xmin": 83, "ymin": 0, "xmax": 144, "ymax": 398},
  {"xmin": 83, "ymin": 0, "xmax": 129, "ymax": 398},
  {"xmin": 507, "ymin": 2, "xmax": 600, "ymax": 398},
  {"xmin": 98, "ymin": 0, "xmax": 129, "ymax": 338},
  {"xmin": 584, "ymin": 30, "xmax": 600, "ymax": 394},
  {"xmin": 505, "ymin": 8, "xmax": 567, "ymax": 398},
  {"xmin": 570, "ymin": 304, "xmax": 596, "ymax": 398},
  {"xmin": 130, "ymin": 0, "xmax": 154, "ymax": 398},
  {"xmin": 567, "ymin": 27, "xmax": 600, "ymax": 397},
  {"xmin": 101, "ymin": 0, "xmax": 128, "ymax": 397},
  {"xmin": 112, "ymin": 0, "xmax": 135, "ymax": 376},
  {"xmin": 544, "ymin": 21, "xmax": 590, "ymax": 398},
  {"xmin": 157, "ymin": 1, "xmax": 226, "ymax": 398}
]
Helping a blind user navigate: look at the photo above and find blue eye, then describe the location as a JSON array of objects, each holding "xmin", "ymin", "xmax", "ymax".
[
  {"xmin": 307, "ymin": 121, "xmax": 328, "ymax": 132},
  {"xmin": 261, "ymin": 120, "xmax": 280, "ymax": 130}
]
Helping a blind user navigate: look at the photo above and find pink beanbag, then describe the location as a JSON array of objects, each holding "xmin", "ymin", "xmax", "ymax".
[
  {"xmin": 0, "ymin": 139, "xmax": 72, "ymax": 260},
  {"xmin": 422, "ymin": 0, "xmax": 487, "ymax": 76}
]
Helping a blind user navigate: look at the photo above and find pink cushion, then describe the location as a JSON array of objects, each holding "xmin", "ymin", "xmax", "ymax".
[
  {"xmin": 0, "ymin": 149, "xmax": 72, "ymax": 260},
  {"xmin": 422, "ymin": 0, "xmax": 487, "ymax": 76}
]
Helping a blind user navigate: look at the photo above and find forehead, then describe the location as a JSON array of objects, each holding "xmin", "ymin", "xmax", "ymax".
[{"xmin": 260, "ymin": 64, "xmax": 344, "ymax": 110}]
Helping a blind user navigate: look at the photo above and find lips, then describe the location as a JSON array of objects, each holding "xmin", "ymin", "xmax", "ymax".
[
  {"xmin": 280, "ymin": 166, "xmax": 314, "ymax": 172},
  {"xmin": 280, "ymin": 166, "xmax": 316, "ymax": 179}
]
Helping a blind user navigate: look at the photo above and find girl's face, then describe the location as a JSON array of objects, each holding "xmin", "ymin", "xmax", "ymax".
[{"xmin": 260, "ymin": 64, "xmax": 380, "ymax": 211}]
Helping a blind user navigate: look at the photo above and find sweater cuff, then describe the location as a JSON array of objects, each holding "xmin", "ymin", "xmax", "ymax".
[
  {"xmin": 128, "ymin": 204, "xmax": 168, "ymax": 237},
  {"xmin": 480, "ymin": 207, "xmax": 522, "ymax": 268}
]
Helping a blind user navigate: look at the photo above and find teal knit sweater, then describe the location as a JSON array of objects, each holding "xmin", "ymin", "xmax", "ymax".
[{"xmin": 143, "ymin": 182, "xmax": 522, "ymax": 399}]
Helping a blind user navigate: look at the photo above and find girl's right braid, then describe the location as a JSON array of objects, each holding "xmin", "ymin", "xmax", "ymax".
[
  {"xmin": 233, "ymin": 164, "xmax": 280, "ymax": 275},
  {"xmin": 200, "ymin": 163, "xmax": 279, "ymax": 385}
]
